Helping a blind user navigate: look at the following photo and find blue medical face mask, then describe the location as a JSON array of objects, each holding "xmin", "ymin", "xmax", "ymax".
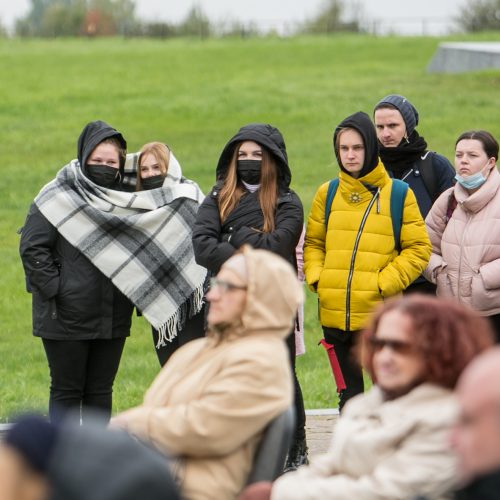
[{"xmin": 455, "ymin": 163, "xmax": 491, "ymax": 190}]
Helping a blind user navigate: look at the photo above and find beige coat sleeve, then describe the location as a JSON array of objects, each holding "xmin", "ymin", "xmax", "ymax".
[
  {"xmin": 116, "ymin": 343, "xmax": 292, "ymax": 458},
  {"xmin": 271, "ymin": 423, "xmax": 457, "ymax": 500}
]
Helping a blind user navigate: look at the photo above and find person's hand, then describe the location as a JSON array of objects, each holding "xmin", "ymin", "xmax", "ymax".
[
  {"xmin": 109, "ymin": 407, "xmax": 141, "ymax": 431},
  {"xmin": 237, "ymin": 481, "xmax": 272, "ymax": 500}
]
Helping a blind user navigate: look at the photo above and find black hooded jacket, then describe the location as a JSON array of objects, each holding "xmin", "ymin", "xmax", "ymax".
[
  {"xmin": 192, "ymin": 123, "xmax": 303, "ymax": 274},
  {"xmin": 333, "ymin": 111, "xmax": 379, "ymax": 179},
  {"xmin": 19, "ymin": 121, "xmax": 134, "ymax": 340},
  {"xmin": 78, "ymin": 120, "xmax": 126, "ymax": 174}
]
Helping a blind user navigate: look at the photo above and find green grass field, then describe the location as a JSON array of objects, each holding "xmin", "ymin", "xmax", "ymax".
[{"xmin": 1, "ymin": 33, "xmax": 499, "ymax": 421}]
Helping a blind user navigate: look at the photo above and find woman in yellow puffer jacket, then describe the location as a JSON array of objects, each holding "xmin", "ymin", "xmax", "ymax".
[{"xmin": 304, "ymin": 111, "xmax": 431, "ymax": 410}]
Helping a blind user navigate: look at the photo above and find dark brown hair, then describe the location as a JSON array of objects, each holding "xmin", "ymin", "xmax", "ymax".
[
  {"xmin": 456, "ymin": 130, "xmax": 499, "ymax": 161},
  {"xmin": 362, "ymin": 294, "xmax": 494, "ymax": 389}
]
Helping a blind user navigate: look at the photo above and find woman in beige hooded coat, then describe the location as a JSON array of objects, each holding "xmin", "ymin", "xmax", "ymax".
[{"xmin": 111, "ymin": 246, "xmax": 303, "ymax": 500}]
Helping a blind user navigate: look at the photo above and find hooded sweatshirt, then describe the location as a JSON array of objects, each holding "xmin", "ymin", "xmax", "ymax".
[
  {"xmin": 304, "ymin": 112, "xmax": 431, "ymax": 331},
  {"xmin": 193, "ymin": 123, "xmax": 303, "ymax": 274},
  {"xmin": 215, "ymin": 123, "xmax": 292, "ymax": 188},
  {"xmin": 77, "ymin": 120, "xmax": 127, "ymax": 180},
  {"xmin": 111, "ymin": 246, "xmax": 302, "ymax": 500},
  {"xmin": 333, "ymin": 111, "xmax": 379, "ymax": 179}
]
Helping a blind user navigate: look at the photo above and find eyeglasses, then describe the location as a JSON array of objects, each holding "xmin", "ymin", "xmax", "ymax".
[
  {"xmin": 209, "ymin": 277, "xmax": 247, "ymax": 294},
  {"xmin": 369, "ymin": 337, "xmax": 415, "ymax": 355}
]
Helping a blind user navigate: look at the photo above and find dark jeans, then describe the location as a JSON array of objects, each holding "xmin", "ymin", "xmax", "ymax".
[
  {"xmin": 286, "ymin": 331, "xmax": 306, "ymax": 444},
  {"xmin": 152, "ymin": 306, "xmax": 206, "ymax": 366},
  {"xmin": 323, "ymin": 327, "xmax": 364, "ymax": 412},
  {"xmin": 42, "ymin": 337, "xmax": 126, "ymax": 424}
]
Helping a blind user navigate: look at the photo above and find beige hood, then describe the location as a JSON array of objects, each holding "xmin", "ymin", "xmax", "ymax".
[{"xmin": 234, "ymin": 245, "xmax": 303, "ymax": 339}]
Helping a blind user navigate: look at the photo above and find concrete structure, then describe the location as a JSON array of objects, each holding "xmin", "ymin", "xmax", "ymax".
[
  {"xmin": 428, "ymin": 42, "xmax": 500, "ymax": 73},
  {"xmin": 306, "ymin": 410, "xmax": 338, "ymax": 456}
]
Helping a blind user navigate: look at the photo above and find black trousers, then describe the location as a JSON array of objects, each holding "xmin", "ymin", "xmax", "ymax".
[
  {"xmin": 488, "ymin": 313, "xmax": 500, "ymax": 344},
  {"xmin": 152, "ymin": 305, "xmax": 206, "ymax": 367},
  {"xmin": 286, "ymin": 331, "xmax": 306, "ymax": 444},
  {"xmin": 42, "ymin": 337, "xmax": 126, "ymax": 423},
  {"xmin": 323, "ymin": 327, "xmax": 364, "ymax": 412},
  {"xmin": 403, "ymin": 279, "xmax": 436, "ymax": 296}
]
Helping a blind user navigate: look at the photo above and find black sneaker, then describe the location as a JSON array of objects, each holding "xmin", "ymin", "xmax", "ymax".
[{"xmin": 283, "ymin": 440, "xmax": 309, "ymax": 473}]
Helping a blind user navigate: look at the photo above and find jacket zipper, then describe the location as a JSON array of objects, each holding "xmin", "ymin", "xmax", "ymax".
[
  {"xmin": 456, "ymin": 208, "xmax": 471, "ymax": 302},
  {"xmin": 345, "ymin": 188, "xmax": 380, "ymax": 331}
]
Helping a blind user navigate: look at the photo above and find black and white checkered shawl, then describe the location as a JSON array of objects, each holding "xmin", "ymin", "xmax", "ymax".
[{"xmin": 34, "ymin": 152, "xmax": 207, "ymax": 345}]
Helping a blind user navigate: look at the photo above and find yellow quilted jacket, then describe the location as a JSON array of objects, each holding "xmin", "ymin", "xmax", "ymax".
[{"xmin": 304, "ymin": 161, "xmax": 431, "ymax": 331}]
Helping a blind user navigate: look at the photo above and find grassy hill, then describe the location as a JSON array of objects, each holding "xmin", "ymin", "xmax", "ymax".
[{"xmin": 1, "ymin": 33, "xmax": 499, "ymax": 419}]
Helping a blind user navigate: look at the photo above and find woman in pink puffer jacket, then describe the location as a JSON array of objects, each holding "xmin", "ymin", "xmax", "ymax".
[{"xmin": 424, "ymin": 130, "xmax": 500, "ymax": 341}]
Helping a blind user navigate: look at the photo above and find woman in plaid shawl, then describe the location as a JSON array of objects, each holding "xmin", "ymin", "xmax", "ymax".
[
  {"xmin": 20, "ymin": 121, "xmax": 206, "ymax": 423},
  {"xmin": 136, "ymin": 141, "xmax": 206, "ymax": 366}
]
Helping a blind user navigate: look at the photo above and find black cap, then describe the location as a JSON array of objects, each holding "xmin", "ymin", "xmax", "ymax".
[{"xmin": 4, "ymin": 415, "xmax": 59, "ymax": 474}]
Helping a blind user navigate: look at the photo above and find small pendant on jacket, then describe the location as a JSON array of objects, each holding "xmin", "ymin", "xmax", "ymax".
[{"xmin": 349, "ymin": 192, "xmax": 362, "ymax": 203}]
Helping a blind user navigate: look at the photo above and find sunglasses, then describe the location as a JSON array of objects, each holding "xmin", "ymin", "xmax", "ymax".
[
  {"xmin": 369, "ymin": 337, "xmax": 415, "ymax": 355},
  {"xmin": 209, "ymin": 277, "xmax": 247, "ymax": 294}
]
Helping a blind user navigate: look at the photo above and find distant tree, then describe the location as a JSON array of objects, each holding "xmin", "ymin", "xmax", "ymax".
[
  {"xmin": 15, "ymin": 0, "xmax": 138, "ymax": 37},
  {"xmin": 87, "ymin": 0, "xmax": 138, "ymax": 36},
  {"xmin": 300, "ymin": 0, "xmax": 362, "ymax": 34},
  {"xmin": 142, "ymin": 21, "xmax": 175, "ymax": 38},
  {"xmin": 457, "ymin": 0, "xmax": 500, "ymax": 31},
  {"xmin": 0, "ymin": 18, "xmax": 7, "ymax": 37},
  {"xmin": 217, "ymin": 19, "xmax": 259, "ymax": 38},
  {"xmin": 177, "ymin": 5, "xmax": 212, "ymax": 38},
  {"xmin": 40, "ymin": 1, "xmax": 86, "ymax": 37}
]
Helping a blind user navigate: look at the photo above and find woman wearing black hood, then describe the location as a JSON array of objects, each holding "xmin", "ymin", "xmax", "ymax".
[
  {"xmin": 192, "ymin": 123, "xmax": 307, "ymax": 471},
  {"xmin": 20, "ymin": 121, "xmax": 206, "ymax": 423},
  {"xmin": 304, "ymin": 112, "xmax": 431, "ymax": 410}
]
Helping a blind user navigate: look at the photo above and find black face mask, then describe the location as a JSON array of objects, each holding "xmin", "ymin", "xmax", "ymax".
[
  {"xmin": 85, "ymin": 164, "xmax": 119, "ymax": 188},
  {"xmin": 237, "ymin": 159, "xmax": 261, "ymax": 184},
  {"xmin": 141, "ymin": 175, "xmax": 165, "ymax": 190}
]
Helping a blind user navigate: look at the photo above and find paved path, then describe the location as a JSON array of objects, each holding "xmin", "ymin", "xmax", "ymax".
[
  {"xmin": 1, "ymin": 412, "xmax": 339, "ymax": 456},
  {"xmin": 305, "ymin": 410, "xmax": 338, "ymax": 457}
]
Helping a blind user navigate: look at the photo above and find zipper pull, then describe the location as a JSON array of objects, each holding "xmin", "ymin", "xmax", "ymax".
[{"xmin": 376, "ymin": 189, "xmax": 380, "ymax": 213}]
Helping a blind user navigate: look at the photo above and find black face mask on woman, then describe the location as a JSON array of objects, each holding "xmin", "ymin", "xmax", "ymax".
[
  {"xmin": 237, "ymin": 159, "xmax": 261, "ymax": 184},
  {"xmin": 141, "ymin": 175, "xmax": 165, "ymax": 190},
  {"xmin": 85, "ymin": 164, "xmax": 119, "ymax": 188}
]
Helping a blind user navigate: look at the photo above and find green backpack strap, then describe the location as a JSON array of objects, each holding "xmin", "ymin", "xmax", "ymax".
[
  {"xmin": 324, "ymin": 177, "xmax": 408, "ymax": 253},
  {"xmin": 390, "ymin": 179, "xmax": 409, "ymax": 253},
  {"xmin": 324, "ymin": 178, "xmax": 339, "ymax": 227}
]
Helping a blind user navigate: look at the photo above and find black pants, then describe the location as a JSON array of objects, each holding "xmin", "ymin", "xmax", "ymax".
[
  {"xmin": 403, "ymin": 279, "xmax": 436, "ymax": 296},
  {"xmin": 323, "ymin": 327, "xmax": 364, "ymax": 412},
  {"xmin": 488, "ymin": 313, "xmax": 500, "ymax": 344},
  {"xmin": 152, "ymin": 306, "xmax": 206, "ymax": 366},
  {"xmin": 42, "ymin": 337, "xmax": 126, "ymax": 424},
  {"xmin": 286, "ymin": 331, "xmax": 306, "ymax": 444}
]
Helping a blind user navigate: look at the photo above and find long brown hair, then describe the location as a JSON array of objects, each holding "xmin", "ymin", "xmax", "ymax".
[
  {"xmin": 136, "ymin": 142, "xmax": 170, "ymax": 191},
  {"xmin": 218, "ymin": 143, "xmax": 279, "ymax": 232}
]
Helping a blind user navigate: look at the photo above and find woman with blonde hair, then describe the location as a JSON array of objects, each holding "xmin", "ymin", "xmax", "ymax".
[
  {"xmin": 134, "ymin": 141, "xmax": 207, "ymax": 365},
  {"xmin": 192, "ymin": 123, "xmax": 307, "ymax": 470}
]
